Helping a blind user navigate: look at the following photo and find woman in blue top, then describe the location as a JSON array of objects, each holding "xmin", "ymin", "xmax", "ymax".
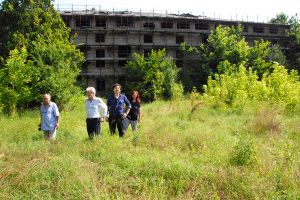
[{"xmin": 107, "ymin": 83, "xmax": 131, "ymax": 137}]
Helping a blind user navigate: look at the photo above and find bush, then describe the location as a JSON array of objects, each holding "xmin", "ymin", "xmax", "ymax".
[
  {"xmin": 230, "ymin": 134, "xmax": 257, "ymax": 166},
  {"xmin": 203, "ymin": 63, "xmax": 300, "ymax": 111}
]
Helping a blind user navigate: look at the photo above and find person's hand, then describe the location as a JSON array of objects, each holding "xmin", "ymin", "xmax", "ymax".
[
  {"xmin": 122, "ymin": 113, "xmax": 127, "ymax": 119},
  {"xmin": 56, "ymin": 122, "xmax": 59, "ymax": 129},
  {"xmin": 100, "ymin": 117, "xmax": 104, "ymax": 122}
]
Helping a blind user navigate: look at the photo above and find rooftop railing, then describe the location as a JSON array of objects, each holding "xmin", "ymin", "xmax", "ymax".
[{"xmin": 54, "ymin": 4, "xmax": 282, "ymax": 24}]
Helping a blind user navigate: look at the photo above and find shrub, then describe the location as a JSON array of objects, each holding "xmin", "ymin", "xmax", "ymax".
[
  {"xmin": 203, "ymin": 63, "xmax": 300, "ymax": 111},
  {"xmin": 189, "ymin": 87, "xmax": 202, "ymax": 113},
  {"xmin": 230, "ymin": 135, "xmax": 257, "ymax": 166}
]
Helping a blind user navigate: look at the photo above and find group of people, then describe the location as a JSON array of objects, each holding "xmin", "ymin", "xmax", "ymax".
[{"xmin": 40, "ymin": 83, "xmax": 141, "ymax": 140}]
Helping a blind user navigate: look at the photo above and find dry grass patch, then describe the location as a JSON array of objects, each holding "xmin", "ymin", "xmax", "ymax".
[{"xmin": 249, "ymin": 107, "xmax": 282, "ymax": 135}]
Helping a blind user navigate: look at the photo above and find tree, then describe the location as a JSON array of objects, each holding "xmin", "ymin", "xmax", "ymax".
[
  {"xmin": 0, "ymin": 48, "xmax": 36, "ymax": 114},
  {"xmin": 202, "ymin": 25, "xmax": 250, "ymax": 73},
  {"xmin": 0, "ymin": 0, "xmax": 84, "ymax": 114},
  {"xmin": 270, "ymin": 13, "xmax": 289, "ymax": 24},
  {"xmin": 125, "ymin": 49, "xmax": 183, "ymax": 102},
  {"xmin": 180, "ymin": 24, "xmax": 288, "ymax": 90},
  {"xmin": 286, "ymin": 14, "xmax": 300, "ymax": 71},
  {"xmin": 268, "ymin": 44, "xmax": 288, "ymax": 67},
  {"xmin": 247, "ymin": 40, "xmax": 273, "ymax": 77},
  {"xmin": 270, "ymin": 12, "xmax": 300, "ymax": 71},
  {"xmin": 178, "ymin": 44, "xmax": 212, "ymax": 92}
]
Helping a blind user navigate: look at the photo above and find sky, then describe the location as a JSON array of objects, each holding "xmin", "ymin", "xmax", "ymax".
[
  {"xmin": 0, "ymin": 0, "xmax": 299, "ymax": 22},
  {"xmin": 50, "ymin": 0, "xmax": 300, "ymax": 22}
]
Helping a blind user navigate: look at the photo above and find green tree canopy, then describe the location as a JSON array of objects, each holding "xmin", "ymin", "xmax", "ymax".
[
  {"xmin": 0, "ymin": 0, "xmax": 84, "ymax": 114},
  {"xmin": 203, "ymin": 25, "xmax": 250, "ymax": 73},
  {"xmin": 179, "ymin": 24, "xmax": 287, "ymax": 91},
  {"xmin": 270, "ymin": 13, "xmax": 300, "ymax": 71},
  {"xmin": 125, "ymin": 49, "xmax": 183, "ymax": 102},
  {"xmin": 270, "ymin": 13, "xmax": 289, "ymax": 24}
]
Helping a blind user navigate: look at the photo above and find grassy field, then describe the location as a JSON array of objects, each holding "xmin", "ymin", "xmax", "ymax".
[{"xmin": 0, "ymin": 98, "xmax": 299, "ymax": 199}]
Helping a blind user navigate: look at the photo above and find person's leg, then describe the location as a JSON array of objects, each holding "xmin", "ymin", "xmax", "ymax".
[
  {"xmin": 86, "ymin": 118, "xmax": 95, "ymax": 139},
  {"xmin": 109, "ymin": 116, "xmax": 117, "ymax": 135},
  {"xmin": 95, "ymin": 118, "xmax": 101, "ymax": 137},
  {"xmin": 48, "ymin": 129, "xmax": 57, "ymax": 140},
  {"xmin": 122, "ymin": 118, "xmax": 129, "ymax": 133},
  {"xmin": 116, "ymin": 117, "xmax": 125, "ymax": 137},
  {"xmin": 131, "ymin": 120, "xmax": 138, "ymax": 131},
  {"xmin": 43, "ymin": 131, "xmax": 50, "ymax": 140}
]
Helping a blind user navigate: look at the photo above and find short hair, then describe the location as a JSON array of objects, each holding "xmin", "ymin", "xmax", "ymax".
[
  {"xmin": 112, "ymin": 83, "xmax": 121, "ymax": 90},
  {"xmin": 43, "ymin": 93, "xmax": 51, "ymax": 99},
  {"xmin": 86, "ymin": 87, "xmax": 96, "ymax": 95}
]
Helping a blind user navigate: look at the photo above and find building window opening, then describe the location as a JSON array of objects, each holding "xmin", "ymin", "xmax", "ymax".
[
  {"xmin": 76, "ymin": 17, "xmax": 90, "ymax": 27},
  {"xmin": 96, "ymin": 60, "xmax": 105, "ymax": 68},
  {"xmin": 96, "ymin": 49, "xmax": 105, "ymax": 58},
  {"xmin": 195, "ymin": 23, "xmax": 209, "ymax": 30},
  {"xmin": 176, "ymin": 35, "xmax": 184, "ymax": 44},
  {"xmin": 144, "ymin": 22, "xmax": 155, "ymax": 28},
  {"xmin": 177, "ymin": 21, "xmax": 190, "ymax": 29},
  {"xmin": 118, "ymin": 60, "xmax": 127, "ymax": 68},
  {"xmin": 253, "ymin": 26, "xmax": 264, "ymax": 33},
  {"xmin": 116, "ymin": 17, "xmax": 134, "ymax": 27},
  {"xmin": 161, "ymin": 20, "xmax": 173, "ymax": 28},
  {"xmin": 95, "ymin": 33, "xmax": 105, "ymax": 42},
  {"xmin": 118, "ymin": 46, "xmax": 131, "ymax": 57},
  {"xmin": 144, "ymin": 34, "xmax": 153, "ymax": 43},
  {"xmin": 96, "ymin": 17, "xmax": 106, "ymax": 27}
]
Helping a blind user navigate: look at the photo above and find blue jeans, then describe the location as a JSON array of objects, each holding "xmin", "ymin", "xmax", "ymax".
[{"xmin": 123, "ymin": 118, "xmax": 138, "ymax": 132}]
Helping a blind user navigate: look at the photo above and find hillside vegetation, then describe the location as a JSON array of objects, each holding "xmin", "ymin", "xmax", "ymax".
[{"xmin": 0, "ymin": 98, "xmax": 299, "ymax": 199}]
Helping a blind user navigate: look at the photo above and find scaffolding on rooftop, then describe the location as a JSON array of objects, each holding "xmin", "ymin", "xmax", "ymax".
[{"xmin": 54, "ymin": 4, "xmax": 276, "ymax": 24}]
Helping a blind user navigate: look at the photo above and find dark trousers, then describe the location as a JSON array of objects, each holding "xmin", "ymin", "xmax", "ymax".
[
  {"xmin": 109, "ymin": 116, "xmax": 125, "ymax": 137},
  {"xmin": 86, "ymin": 118, "xmax": 101, "ymax": 139}
]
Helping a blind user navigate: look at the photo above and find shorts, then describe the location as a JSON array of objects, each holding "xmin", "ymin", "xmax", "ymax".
[{"xmin": 43, "ymin": 129, "xmax": 57, "ymax": 140}]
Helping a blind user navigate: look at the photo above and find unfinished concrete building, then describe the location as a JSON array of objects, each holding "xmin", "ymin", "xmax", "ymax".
[{"xmin": 60, "ymin": 8, "xmax": 290, "ymax": 95}]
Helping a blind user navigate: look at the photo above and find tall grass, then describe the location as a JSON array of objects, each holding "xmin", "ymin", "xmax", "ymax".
[{"xmin": 0, "ymin": 98, "xmax": 299, "ymax": 199}]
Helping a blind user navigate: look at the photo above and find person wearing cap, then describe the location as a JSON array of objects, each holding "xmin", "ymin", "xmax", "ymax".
[
  {"xmin": 107, "ymin": 83, "xmax": 131, "ymax": 137},
  {"xmin": 40, "ymin": 93, "xmax": 60, "ymax": 140},
  {"xmin": 85, "ymin": 87, "xmax": 108, "ymax": 139}
]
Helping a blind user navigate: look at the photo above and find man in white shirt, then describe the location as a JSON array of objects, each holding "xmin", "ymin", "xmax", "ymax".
[{"xmin": 85, "ymin": 87, "xmax": 108, "ymax": 139}]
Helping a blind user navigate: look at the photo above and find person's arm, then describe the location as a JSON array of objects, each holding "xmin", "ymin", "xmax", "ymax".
[
  {"xmin": 98, "ymin": 98, "xmax": 108, "ymax": 120},
  {"xmin": 39, "ymin": 106, "xmax": 42, "ymax": 130},
  {"xmin": 138, "ymin": 105, "xmax": 141, "ymax": 122},
  {"xmin": 54, "ymin": 104, "xmax": 60, "ymax": 129},
  {"xmin": 106, "ymin": 97, "xmax": 111, "ymax": 121},
  {"xmin": 123, "ymin": 96, "xmax": 131, "ymax": 118},
  {"xmin": 55, "ymin": 116, "xmax": 60, "ymax": 129}
]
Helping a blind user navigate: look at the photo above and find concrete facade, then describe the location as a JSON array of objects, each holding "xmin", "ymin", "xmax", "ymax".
[{"xmin": 60, "ymin": 9, "xmax": 290, "ymax": 95}]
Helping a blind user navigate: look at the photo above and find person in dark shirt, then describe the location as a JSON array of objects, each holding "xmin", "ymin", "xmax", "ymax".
[
  {"xmin": 123, "ymin": 90, "xmax": 141, "ymax": 132},
  {"xmin": 107, "ymin": 83, "xmax": 131, "ymax": 137}
]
